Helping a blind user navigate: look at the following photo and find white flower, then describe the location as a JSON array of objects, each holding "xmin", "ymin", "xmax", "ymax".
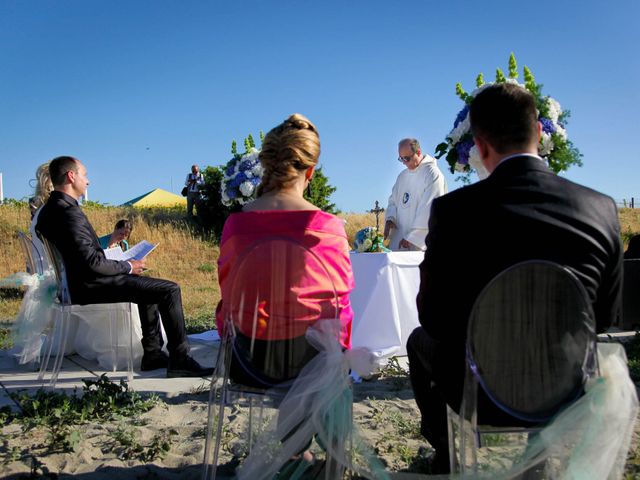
[
  {"xmin": 555, "ymin": 123, "xmax": 567, "ymax": 141},
  {"xmin": 251, "ymin": 164, "xmax": 264, "ymax": 177},
  {"xmin": 221, "ymin": 189, "xmax": 230, "ymax": 206},
  {"xmin": 448, "ymin": 113, "xmax": 470, "ymax": 145},
  {"xmin": 455, "ymin": 162, "xmax": 466, "ymax": 172},
  {"xmin": 469, "ymin": 82, "xmax": 494, "ymax": 98},
  {"xmin": 546, "ymin": 97, "xmax": 562, "ymax": 124},
  {"xmin": 239, "ymin": 181, "xmax": 255, "ymax": 197},
  {"xmin": 245, "ymin": 170, "xmax": 253, "ymax": 179},
  {"xmin": 363, "ymin": 238, "xmax": 373, "ymax": 250},
  {"xmin": 539, "ymin": 131, "xmax": 554, "ymax": 156},
  {"xmin": 468, "ymin": 145, "xmax": 489, "ymax": 180}
]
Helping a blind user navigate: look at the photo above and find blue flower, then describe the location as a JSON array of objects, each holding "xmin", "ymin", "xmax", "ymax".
[
  {"xmin": 454, "ymin": 105, "xmax": 469, "ymax": 128},
  {"xmin": 225, "ymin": 164, "xmax": 236, "ymax": 176},
  {"xmin": 251, "ymin": 176, "xmax": 260, "ymax": 186},
  {"xmin": 229, "ymin": 172, "xmax": 247, "ymax": 188},
  {"xmin": 226, "ymin": 188, "xmax": 237, "ymax": 199},
  {"xmin": 539, "ymin": 117, "xmax": 556, "ymax": 135},
  {"xmin": 239, "ymin": 159, "xmax": 254, "ymax": 171},
  {"xmin": 455, "ymin": 139, "xmax": 473, "ymax": 165}
]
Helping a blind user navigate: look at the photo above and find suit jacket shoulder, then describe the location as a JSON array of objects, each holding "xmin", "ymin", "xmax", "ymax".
[
  {"xmin": 417, "ymin": 155, "xmax": 622, "ymax": 345},
  {"xmin": 37, "ymin": 191, "xmax": 130, "ymax": 297}
]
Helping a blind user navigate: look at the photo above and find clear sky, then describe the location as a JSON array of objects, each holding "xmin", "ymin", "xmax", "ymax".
[{"xmin": 1, "ymin": 0, "xmax": 638, "ymax": 212}]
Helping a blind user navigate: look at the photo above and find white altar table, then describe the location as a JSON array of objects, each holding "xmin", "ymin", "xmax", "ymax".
[{"xmin": 349, "ymin": 251, "xmax": 423, "ymax": 356}]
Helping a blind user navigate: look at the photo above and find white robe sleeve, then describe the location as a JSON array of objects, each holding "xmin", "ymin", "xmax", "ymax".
[
  {"xmin": 385, "ymin": 176, "xmax": 400, "ymax": 224},
  {"xmin": 404, "ymin": 165, "xmax": 447, "ymax": 249}
]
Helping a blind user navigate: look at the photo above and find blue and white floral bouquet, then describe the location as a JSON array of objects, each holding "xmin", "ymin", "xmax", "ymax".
[
  {"xmin": 353, "ymin": 227, "xmax": 389, "ymax": 253},
  {"xmin": 435, "ymin": 53, "xmax": 582, "ymax": 181},
  {"xmin": 221, "ymin": 145, "xmax": 263, "ymax": 207}
]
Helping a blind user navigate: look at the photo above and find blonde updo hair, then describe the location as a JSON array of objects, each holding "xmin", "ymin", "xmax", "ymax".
[
  {"xmin": 257, "ymin": 113, "xmax": 320, "ymax": 196},
  {"xmin": 29, "ymin": 162, "xmax": 53, "ymax": 215}
]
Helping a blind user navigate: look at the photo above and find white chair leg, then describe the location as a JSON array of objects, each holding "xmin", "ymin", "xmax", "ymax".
[
  {"xmin": 126, "ymin": 303, "xmax": 134, "ymax": 382},
  {"xmin": 38, "ymin": 308, "xmax": 60, "ymax": 383},
  {"xmin": 202, "ymin": 337, "xmax": 232, "ymax": 480},
  {"xmin": 49, "ymin": 306, "xmax": 71, "ymax": 387},
  {"xmin": 447, "ymin": 405, "xmax": 459, "ymax": 473}
]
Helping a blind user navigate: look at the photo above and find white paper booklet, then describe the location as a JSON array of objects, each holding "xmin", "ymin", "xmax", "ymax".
[{"xmin": 103, "ymin": 240, "xmax": 159, "ymax": 261}]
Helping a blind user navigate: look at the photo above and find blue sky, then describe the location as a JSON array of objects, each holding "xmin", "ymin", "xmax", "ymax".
[{"xmin": 1, "ymin": 1, "xmax": 638, "ymax": 212}]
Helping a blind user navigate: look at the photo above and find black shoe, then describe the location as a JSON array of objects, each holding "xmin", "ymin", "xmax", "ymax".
[
  {"xmin": 166, "ymin": 355, "xmax": 215, "ymax": 378},
  {"xmin": 140, "ymin": 351, "xmax": 169, "ymax": 371},
  {"xmin": 425, "ymin": 450, "xmax": 451, "ymax": 475}
]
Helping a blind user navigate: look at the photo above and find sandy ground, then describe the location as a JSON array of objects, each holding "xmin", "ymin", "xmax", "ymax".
[{"xmin": 0, "ymin": 367, "xmax": 638, "ymax": 479}]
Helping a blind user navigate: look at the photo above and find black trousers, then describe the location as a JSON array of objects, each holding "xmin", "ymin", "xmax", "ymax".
[
  {"xmin": 407, "ymin": 326, "xmax": 535, "ymax": 462},
  {"xmin": 71, "ymin": 274, "xmax": 190, "ymax": 358},
  {"xmin": 406, "ymin": 326, "xmax": 458, "ymax": 460}
]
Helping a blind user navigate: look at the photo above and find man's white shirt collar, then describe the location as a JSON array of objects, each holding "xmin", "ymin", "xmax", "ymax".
[{"xmin": 497, "ymin": 153, "xmax": 544, "ymax": 167}]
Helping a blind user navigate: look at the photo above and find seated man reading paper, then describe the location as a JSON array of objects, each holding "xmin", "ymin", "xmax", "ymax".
[{"xmin": 37, "ymin": 156, "xmax": 213, "ymax": 378}]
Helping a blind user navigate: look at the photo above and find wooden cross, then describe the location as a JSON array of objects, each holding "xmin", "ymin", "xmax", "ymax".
[{"xmin": 369, "ymin": 200, "xmax": 385, "ymax": 232}]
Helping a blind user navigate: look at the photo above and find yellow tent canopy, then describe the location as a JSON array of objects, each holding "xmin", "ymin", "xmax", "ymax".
[{"xmin": 122, "ymin": 188, "xmax": 187, "ymax": 208}]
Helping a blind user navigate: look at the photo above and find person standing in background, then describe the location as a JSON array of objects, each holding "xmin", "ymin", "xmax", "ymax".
[
  {"xmin": 185, "ymin": 164, "xmax": 204, "ymax": 220},
  {"xmin": 384, "ymin": 138, "xmax": 447, "ymax": 250}
]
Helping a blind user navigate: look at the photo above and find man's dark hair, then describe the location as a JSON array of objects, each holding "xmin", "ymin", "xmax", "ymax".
[
  {"xmin": 470, "ymin": 83, "xmax": 538, "ymax": 154},
  {"xmin": 115, "ymin": 219, "xmax": 132, "ymax": 231},
  {"xmin": 49, "ymin": 156, "xmax": 79, "ymax": 187}
]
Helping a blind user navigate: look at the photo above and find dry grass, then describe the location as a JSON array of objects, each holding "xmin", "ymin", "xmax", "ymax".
[
  {"xmin": 338, "ymin": 212, "xmax": 378, "ymax": 243},
  {"xmin": 619, "ymin": 208, "xmax": 640, "ymax": 245},
  {"xmin": 2, "ymin": 205, "xmax": 640, "ymax": 330}
]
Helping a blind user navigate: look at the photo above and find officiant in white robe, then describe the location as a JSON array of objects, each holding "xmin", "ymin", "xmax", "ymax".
[{"xmin": 384, "ymin": 138, "xmax": 447, "ymax": 251}]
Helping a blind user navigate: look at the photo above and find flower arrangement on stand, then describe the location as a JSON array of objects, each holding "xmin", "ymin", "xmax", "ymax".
[
  {"xmin": 353, "ymin": 227, "xmax": 389, "ymax": 253},
  {"xmin": 221, "ymin": 134, "xmax": 264, "ymax": 208},
  {"xmin": 435, "ymin": 53, "xmax": 582, "ymax": 182}
]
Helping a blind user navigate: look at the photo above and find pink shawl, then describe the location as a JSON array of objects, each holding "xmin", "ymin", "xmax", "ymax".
[{"xmin": 217, "ymin": 210, "xmax": 354, "ymax": 349}]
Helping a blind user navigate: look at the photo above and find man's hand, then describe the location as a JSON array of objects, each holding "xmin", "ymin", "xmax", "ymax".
[
  {"xmin": 128, "ymin": 259, "xmax": 146, "ymax": 275},
  {"xmin": 399, "ymin": 238, "xmax": 416, "ymax": 250},
  {"xmin": 384, "ymin": 220, "xmax": 396, "ymax": 239}
]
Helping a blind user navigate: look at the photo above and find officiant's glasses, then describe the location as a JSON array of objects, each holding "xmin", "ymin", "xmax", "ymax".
[{"xmin": 398, "ymin": 155, "xmax": 413, "ymax": 163}]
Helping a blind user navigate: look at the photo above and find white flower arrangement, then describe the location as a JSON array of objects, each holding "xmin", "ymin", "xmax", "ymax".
[
  {"xmin": 435, "ymin": 54, "xmax": 582, "ymax": 181},
  {"xmin": 221, "ymin": 147, "xmax": 263, "ymax": 207}
]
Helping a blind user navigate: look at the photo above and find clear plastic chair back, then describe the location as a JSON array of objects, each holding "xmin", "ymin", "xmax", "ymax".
[
  {"xmin": 467, "ymin": 260, "xmax": 596, "ymax": 422},
  {"xmin": 449, "ymin": 260, "xmax": 605, "ymax": 476},
  {"xmin": 17, "ymin": 231, "xmax": 44, "ymax": 275},
  {"xmin": 36, "ymin": 234, "xmax": 134, "ymax": 386}
]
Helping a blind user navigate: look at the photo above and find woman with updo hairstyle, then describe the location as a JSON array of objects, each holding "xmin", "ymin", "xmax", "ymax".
[
  {"xmin": 216, "ymin": 113, "xmax": 354, "ymax": 379},
  {"xmin": 28, "ymin": 161, "xmax": 54, "ymax": 271},
  {"xmin": 29, "ymin": 162, "xmax": 54, "ymax": 219}
]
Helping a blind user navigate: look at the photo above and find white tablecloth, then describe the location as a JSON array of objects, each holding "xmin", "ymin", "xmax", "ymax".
[{"xmin": 349, "ymin": 251, "xmax": 423, "ymax": 356}]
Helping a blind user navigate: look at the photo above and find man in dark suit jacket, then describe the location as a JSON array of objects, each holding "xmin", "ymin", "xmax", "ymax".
[
  {"xmin": 37, "ymin": 156, "xmax": 214, "ymax": 378},
  {"xmin": 407, "ymin": 83, "xmax": 622, "ymax": 473}
]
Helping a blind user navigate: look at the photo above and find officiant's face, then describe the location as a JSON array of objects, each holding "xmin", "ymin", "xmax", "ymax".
[{"xmin": 399, "ymin": 144, "xmax": 421, "ymax": 170}]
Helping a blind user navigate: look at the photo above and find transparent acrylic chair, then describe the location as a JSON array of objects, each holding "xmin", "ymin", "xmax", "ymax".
[
  {"xmin": 202, "ymin": 237, "xmax": 351, "ymax": 480},
  {"xmin": 447, "ymin": 260, "xmax": 598, "ymax": 475},
  {"xmin": 17, "ymin": 231, "xmax": 44, "ymax": 275},
  {"xmin": 38, "ymin": 235, "xmax": 135, "ymax": 386}
]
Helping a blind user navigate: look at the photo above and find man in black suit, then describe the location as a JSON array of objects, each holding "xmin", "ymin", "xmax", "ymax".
[
  {"xmin": 407, "ymin": 83, "xmax": 622, "ymax": 472},
  {"xmin": 37, "ymin": 156, "xmax": 214, "ymax": 378}
]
